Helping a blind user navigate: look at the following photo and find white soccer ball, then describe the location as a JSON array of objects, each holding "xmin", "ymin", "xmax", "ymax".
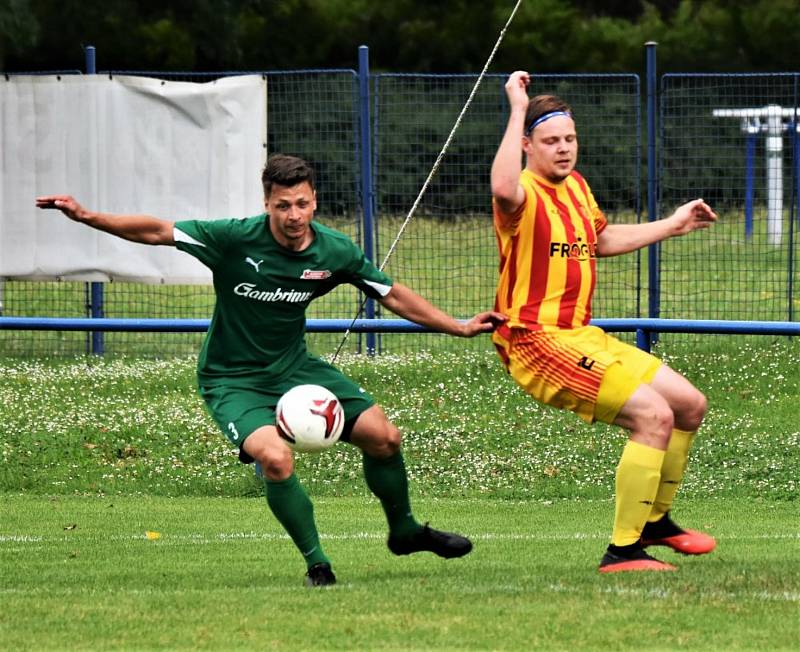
[{"xmin": 275, "ymin": 384, "xmax": 344, "ymax": 453}]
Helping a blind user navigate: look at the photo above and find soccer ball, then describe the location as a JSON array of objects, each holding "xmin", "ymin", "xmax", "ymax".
[{"xmin": 275, "ymin": 384, "xmax": 344, "ymax": 453}]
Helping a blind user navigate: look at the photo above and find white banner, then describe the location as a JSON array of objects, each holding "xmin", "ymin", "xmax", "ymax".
[{"xmin": 0, "ymin": 74, "xmax": 267, "ymax": 283}]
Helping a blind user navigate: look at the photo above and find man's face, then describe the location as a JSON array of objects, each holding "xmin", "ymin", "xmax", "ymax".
[
  {"xmin": 523, "ymin": 115, "xmax": 578, "ymax": 182},
  {"xmin": 265, "ymin": 181, "xmax": 317, "ymax": 250}
]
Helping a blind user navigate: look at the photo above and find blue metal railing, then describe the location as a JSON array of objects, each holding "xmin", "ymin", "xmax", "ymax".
[{"xmin": 1, "ymin": 316, "xmax": 797, "ymax": 353}]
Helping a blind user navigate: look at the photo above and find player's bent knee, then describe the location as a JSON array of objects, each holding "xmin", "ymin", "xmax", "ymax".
[
  {"xmin": 383, "ymin": 424, "xmax": 402, "ymax": 455},
  {"xmin": 631, "ymin": 402, "xmax": 674, "ymax": 445},
  {"xmin": 243, "ymin": 429, "xmax": 294, "ymax": 480},
  {"xmin": 656, "ymin": 405, "xmax": 675, "ymax": 437},
  {"xmin": 349, "ymin": 405, "xmax": 402, "ymax": 457},
  {"xmin": 256, "ymin": 451, "xmax": 294, "ymax": 480},
  {"xmin": 678, "ymin": 389, "xmax": 707, "ymax": 432},
  {"xmin": 364, "ymin": 423, "xmax": 401, "ymax": 457}
]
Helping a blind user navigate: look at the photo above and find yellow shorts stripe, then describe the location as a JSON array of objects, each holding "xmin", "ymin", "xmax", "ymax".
[{"xmin": 498, "ymin": 326, "xmax": 661, "ymax": 424}]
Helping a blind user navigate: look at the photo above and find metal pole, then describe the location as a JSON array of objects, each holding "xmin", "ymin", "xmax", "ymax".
[
  {"xmin": 745, "ymin": 132, "xmax": 756, "ymax": 241},
  {"xmin": 358, "ymin": 45, "xmax": 377, "ymax": 356},
  {"xmin": 635, "ymin": 328, "xmax": 651, "ymax": 353},
  {"xmin": 85, "ymin": 45, "xmax": 105, "ymax": 356},
  {"xmin": 789, "ymin": 126, "xmax": 796, "ymax": 321},
  {"xmin": 766, "ymin": 105, "xmax": 784, "ymax": 245},
  {"xmin": 645, "ymin": 42, "xmax": 660, "ymax": 348}
]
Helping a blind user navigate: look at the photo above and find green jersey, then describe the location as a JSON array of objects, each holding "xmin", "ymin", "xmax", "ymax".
[{"xmin": 174, "ymin": 214, "xmax": 392, "ymax": 387}]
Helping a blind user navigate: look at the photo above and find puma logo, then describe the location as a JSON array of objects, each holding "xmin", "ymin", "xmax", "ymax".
[{"xmin": 245, "ymin": 257, "xmax": 263, "ymax": 272}]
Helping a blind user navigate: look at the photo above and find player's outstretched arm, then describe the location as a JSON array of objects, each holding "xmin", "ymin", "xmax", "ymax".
[
  {"xmin": 596, "ymin": 199, "xmax": 717, "ymax": 257},
  {"xmin": 378, "ymin": 282, "xmax": 506, "ymax": 337},
  {"xmin": 490, "ymin": 70, "xmax": 530, "ymax": 216},
  {"xmin": 35, "ymin": 195, "xmax": 175, "ymax": 246}
]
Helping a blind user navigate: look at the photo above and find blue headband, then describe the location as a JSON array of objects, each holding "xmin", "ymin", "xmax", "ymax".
[{"xmin": 524, "ymin": 110, "xmax": 572, "ymax": 136}]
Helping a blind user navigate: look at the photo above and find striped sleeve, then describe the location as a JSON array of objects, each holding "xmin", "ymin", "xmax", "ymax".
[{"xmin": 492, "ymin": 189, "xmax": 530, "ymax": 235}]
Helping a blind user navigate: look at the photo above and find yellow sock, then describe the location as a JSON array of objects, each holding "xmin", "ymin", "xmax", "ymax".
[
  {"xmin": 647, "ymin": 429, "xmax": 696, "ymax": 523},
  {"xmin": 611, "ymin": 440, "xmax": 665, "ymax": 546}
]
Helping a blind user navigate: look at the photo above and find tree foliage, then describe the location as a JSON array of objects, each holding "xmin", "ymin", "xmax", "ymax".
[
  {"xmin": 0, "ymin": 0, "xmax": 40, "ymax": 68},
  {"xmin": 2, "ymin": 0, "xmax": 797, "ymax": 73}
]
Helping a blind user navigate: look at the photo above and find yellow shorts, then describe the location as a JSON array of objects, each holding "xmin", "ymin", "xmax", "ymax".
[{"xmin": 493, "ymin": 325, "xmax": 661, "ymax": 424}]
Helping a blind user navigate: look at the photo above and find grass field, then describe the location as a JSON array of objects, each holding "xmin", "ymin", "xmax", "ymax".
[
  {"xmin": 1, "ymin": 338, "xmax": 799, "ymax": 649},
  {"xmin": 1, "ymin": 340, "xmax": 798, "ymax": 499},
  {"xmin": 2, "ymin": 496, "xmax": 799, "ymax": 651}
]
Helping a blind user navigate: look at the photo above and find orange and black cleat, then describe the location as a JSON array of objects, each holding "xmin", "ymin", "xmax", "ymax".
[
  {"xmin": 641, "ymin": 513, "xmax": 716, "ymax": 555},
  {"xmin": 599, "ymin": 544, "xmax": 677, "ymax": 573},
  {"xmin": 641, "ymin": 528, "xmax": 716, "ymax": 555}
]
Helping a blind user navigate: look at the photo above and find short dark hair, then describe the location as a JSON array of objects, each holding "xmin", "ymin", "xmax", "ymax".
[
  {"xmin": 262, "ymin": 154, "xmax": 316, "ymax": 196},
  {"xmin": 525, "ymin": 95, "xmax": 573, "ymax": 136}
]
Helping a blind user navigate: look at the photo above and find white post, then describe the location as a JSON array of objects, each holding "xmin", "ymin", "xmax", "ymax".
[
  {"xmin": 712, "ymin": 105, "xmax": 799, "ymax": 246},
  {"xmin": 765, "ymin": 105, "xmax": 783, "ymax": 245}
]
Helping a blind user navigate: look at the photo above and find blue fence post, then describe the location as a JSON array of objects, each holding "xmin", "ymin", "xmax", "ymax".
[
  {"xmin": 790, "ymin": 111, "xmax": 797, "ymax": 322},
  {"xmin": 84, "ymin": 45, "xmax": 105, "ymax": 356},
  {"xmin": 635, "ymin": 328, "xmax": 652, "ymax": 353},
  {"xmin": 645, "ymin": 42, "xmax": 660, "ymax": 350},
  {"xmin": 358, "ymin": 45, "xmax": 377, "ymax": 356}
]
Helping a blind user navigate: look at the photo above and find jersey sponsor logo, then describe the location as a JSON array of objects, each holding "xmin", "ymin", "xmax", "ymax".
[
  {"xmin": 245, "ymin": 257, "xmax": 264, "ymax": 272},
  {"xmin": 301, "ymin": 269, "xmax": 332, "ymax": 280},
  {"xmin": 234, "ymin": 282, "xmax": 313, "ymax": 303},
  {"xmin": 549, "ymin": 238, "xmax": 597, "ymax": 261}
]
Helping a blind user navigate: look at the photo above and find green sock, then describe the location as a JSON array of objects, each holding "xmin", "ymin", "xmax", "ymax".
[
  {"xmin": 362, "ymin": 451, "xmax": 421, "ymax": 538},
  {"xmin": 264, "ymin": 474, "xmax": 329, "ymax": 569}
]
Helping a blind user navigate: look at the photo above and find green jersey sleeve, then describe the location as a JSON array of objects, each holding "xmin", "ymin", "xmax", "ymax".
[
  {"xmin": 314, "ymin": 234, "xmax": 392, "ymax": 299},
  {"xmin": 321, "ymin": 238, "xmax": 393, "ymax": 300},
  {"xmin": 173, "ymin": 219, "xmax": 239, "ymax": 269}
]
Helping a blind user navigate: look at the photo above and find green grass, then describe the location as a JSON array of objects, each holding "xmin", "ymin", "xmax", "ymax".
[
  {"xmin": 1, "ymin": 495, "xmax": 798, "ymax": 651},
  {"xmin": 1, "ymin": 339, "xmax": 798, "ymax": 499},
  {"xmin": 1, "ymin": 339, "xmax": 798, "ymax": 648}
]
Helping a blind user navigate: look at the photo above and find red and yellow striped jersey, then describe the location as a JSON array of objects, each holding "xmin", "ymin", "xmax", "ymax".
[{"xmin": 492, "ymin": 169, "xmax": 607, "ymax": 342}]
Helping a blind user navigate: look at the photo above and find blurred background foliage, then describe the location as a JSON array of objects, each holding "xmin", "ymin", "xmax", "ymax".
[{"xmin": 2, "ymin": 0, "xmax": 799, "ymax": 73}]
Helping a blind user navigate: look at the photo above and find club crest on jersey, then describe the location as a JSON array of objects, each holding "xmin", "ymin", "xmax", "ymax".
[{"xmin": 301, "ymin": 269, "xmax": 332, "ymax": 280}]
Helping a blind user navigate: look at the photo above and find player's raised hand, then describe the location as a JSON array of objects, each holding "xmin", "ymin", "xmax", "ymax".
[
  {"xmin": 669, "ymin": 199, "xmax": 718, "ymax": 236},
  {"xmin": 460, "ymin": 311, "xmax": 508, "ymax": 337},
  {"xmin": 504, "ymin": 70, "xmax": 531, "ymax": 111},
  {"xmin": 35, "ymin": 195, "xmax": 88, "ymax": 222}
]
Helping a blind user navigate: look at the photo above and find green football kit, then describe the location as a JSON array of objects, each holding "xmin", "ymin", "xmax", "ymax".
[
  {"xmin": 175, "ymin": 211, "xmax": 469, "ymax": 578},
  {"xmin": 173, "ymin": 214, "xmax": 393, "ymax": 448}
]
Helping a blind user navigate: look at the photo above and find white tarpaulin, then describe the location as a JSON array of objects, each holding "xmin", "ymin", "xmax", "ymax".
[{"xmin": 0, "ymin": 74, "xmax": 267, "ymax": 283}]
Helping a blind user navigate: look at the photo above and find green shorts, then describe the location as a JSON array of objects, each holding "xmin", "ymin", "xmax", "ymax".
[{"xmin": 199, "ymin": 354, "xmax": 375, "ymax": 450}]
